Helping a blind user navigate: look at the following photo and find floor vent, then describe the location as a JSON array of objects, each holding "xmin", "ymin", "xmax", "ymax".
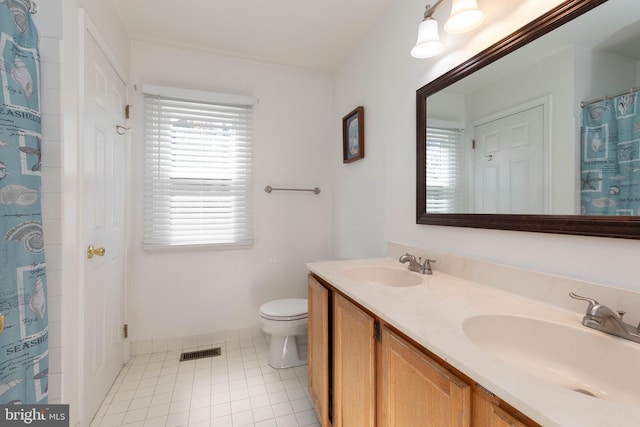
[{"xmin": 179, "ymin": 347, "xmax": 221, "ymax": 362}]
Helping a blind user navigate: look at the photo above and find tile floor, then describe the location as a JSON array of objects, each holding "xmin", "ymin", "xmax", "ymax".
[{"xmin": 90, "ymin": 335, "xmax": 320, "ymax": 427}]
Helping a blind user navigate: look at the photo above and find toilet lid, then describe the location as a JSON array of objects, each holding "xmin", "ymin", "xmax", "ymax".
[{"xmin": 260, "ymin": 298, "xmax": 308, "ymax": 321}]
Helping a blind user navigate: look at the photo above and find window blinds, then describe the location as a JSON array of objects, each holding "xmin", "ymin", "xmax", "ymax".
[
  {"xmin": 143, "ymin": 88, "xmax": 254, "ymax": 249},
  {"xmin": 426, "ymin": 127, "xmax": 465, "ymax": 213}
]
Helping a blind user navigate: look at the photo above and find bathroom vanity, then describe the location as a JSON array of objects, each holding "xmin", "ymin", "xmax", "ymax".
[{"xmin": 306, "ymin": 244, "xmax": 640, "ymax": 427}]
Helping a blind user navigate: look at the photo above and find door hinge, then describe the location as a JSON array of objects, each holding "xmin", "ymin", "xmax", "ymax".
[
  {"xmin": 373, "ymin": 321, "xmax": 381, "ymax": 342},
  {"xmin": 123, "ymin": 324, "xmax": 129, "ymax": 339},
  {"xmin": 472, "ymin": 139, "xmax": 476, "ymax": 149}
]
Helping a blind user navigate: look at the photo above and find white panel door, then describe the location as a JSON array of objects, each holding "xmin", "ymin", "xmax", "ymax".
[
  {"xmin": 82, "ymin": 30, "xmax": 127, "ymax": 422},
  {"xmin": 474, "ymin": 105, "xmax": 544, "ymax": 214}
]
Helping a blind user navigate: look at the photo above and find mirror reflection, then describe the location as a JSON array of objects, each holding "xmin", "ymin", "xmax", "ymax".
[{"xmin": 425, "ymin": 0, "xmax": 640, "ymax": 215}]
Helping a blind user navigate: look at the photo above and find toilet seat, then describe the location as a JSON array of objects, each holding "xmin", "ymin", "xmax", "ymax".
[{"xmin": 260, "ymin": 298, "xmax": 308, "ymax": 321}]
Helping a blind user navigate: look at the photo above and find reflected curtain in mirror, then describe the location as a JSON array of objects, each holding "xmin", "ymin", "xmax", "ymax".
[{"xmin": 581, "ymin": 91, "xmax": 640, "ymax": 215}]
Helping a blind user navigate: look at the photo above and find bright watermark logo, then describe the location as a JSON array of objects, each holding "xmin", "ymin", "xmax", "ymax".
[{"xmin": 1, "ymin": 405, "xmax": 68, "ymax": 426}]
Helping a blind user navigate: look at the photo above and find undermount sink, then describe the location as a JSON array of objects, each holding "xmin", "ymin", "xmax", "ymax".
[
  {"xmin": 462, "ymin": 314, "xmax": 640, "ymax": 405},
  {"xmin": 342, "ymin": 265, "xmax": 423, "ymax": 287}
]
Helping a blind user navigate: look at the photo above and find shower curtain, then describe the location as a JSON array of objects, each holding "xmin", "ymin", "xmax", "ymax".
[
  {"xmin": 580, "ymin": 91, "xmax": 640, "ymax": 215},
  {"xmin": 0, "ymin": 0, "xmax": 49, "ymax": 404}
]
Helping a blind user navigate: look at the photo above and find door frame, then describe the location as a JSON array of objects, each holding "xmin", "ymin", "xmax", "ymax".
[
  {"xmin": 76, "ymin": 10, "xmax": 131, "ymax": 425},
  {"xmin": 469, "ymin": 95, "xmax": 552, "ymax": 213}
]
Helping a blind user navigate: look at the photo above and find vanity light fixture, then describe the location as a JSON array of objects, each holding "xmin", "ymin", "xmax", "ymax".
[
  {"xmin": 411, "ymin": 0, "xmax": 484, "ymax": 59},
  {"xmin": 444, "ymin": 0, "xmax": 484, "ymax": 34},
  {"xmin": 410, "ymin": 7, "xmax": 443, "ymax": 59}
]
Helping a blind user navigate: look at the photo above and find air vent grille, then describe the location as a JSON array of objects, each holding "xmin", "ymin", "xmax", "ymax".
[{"xmin": 179, "ymin": 347, "xmax": 221, "ymax": 362}]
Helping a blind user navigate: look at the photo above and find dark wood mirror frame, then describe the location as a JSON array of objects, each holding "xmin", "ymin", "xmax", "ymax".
[{"xmin": 416, "ymin": 0, "xmax": 640, "ymax": 240}]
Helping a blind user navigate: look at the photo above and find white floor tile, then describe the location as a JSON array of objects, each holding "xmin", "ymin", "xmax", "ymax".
[
  {"xmin": 133, "ymin": 387, "xmax": 155, "ymax": 399},
  {"xmin": 144, "ymin": 416, "xmax": 167, "ymax": 426},
  {"xmin": 229, "ymin": 388, "xmax": 250, "ymax": 401},
  {"xmin": 285, "ymin": 388, "xmax": 306, "ymax": 401},
  {"xmin": 231, "ymin": 410, "xmax": 254, "ymax": 426},
  {"xmin": 252, "ymin": 406, "xmax": 274, "ymax": 422},
  {"xmin": 230, "ymin": 398, "xmax": 252, "ymax": 414},
  {"xmin": 147, "ymin": 404, "xmax": 170, "ymax": 419},
  {"xmin": 267, "ymin": 391, "xmax": 289, "ymax": 405},
  {"xmin": 169, "ymin": 399, "xmax": 191, "ymax": 415},
  {"xmin": 295, "ymin": 410, "xmax": 318, "ymax": 426},
  {"xmin": 189, "ymin": 406, "xmax": 210, "ymax": 423},
  {"xmin": 129, "ymin": 397, "xmax": 153, "ymax": 411},
  {"xmin": 112, "ymin": 390, "xmax": 136, "ymax": 403},
  {"xmin": 166, "ymin": 411, "xmax": 189, "ymax": 427},
  {"xmin": 271, "ymin": 402, "xmax": 293, "ymax": 418},
  {"xmin": 211, "ymin": 402, "xmax": 231, "ymax": 418},
  {"xmin": 105, "ymin": 400, "xmax": 130, "ymax": 416},
  {"xmin": 274, "ymin": 414, "xmax": 298, "ymax": 427},
  {"xmin": 191, "ymin": 395, "xmax": 211, "ymax": 410},
  {"xmin": 289, "ymin": 398, "xmax": 311, "ymax": 414},
  {"xmin": 209, "ymin": 415, "xmax": 232, "ymax": 427},
  {"xmin": 250, "ymin": 395, "xmax": 271, "ymax": 410},
  {"xmin": 92, "ymin": 336, "xmax": 318, "ymax": 427},
  {"xmin": 122, "ymin": 408, "xmax": 148, "ymax": 424}
]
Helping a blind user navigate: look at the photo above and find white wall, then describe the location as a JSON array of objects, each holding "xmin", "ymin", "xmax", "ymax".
[
  {"xmin": 128, "ymin": 41, "xmax": 333, "ymax": 345},
  {"xmin": 34, "ymin": 0, "xmax": 63, "ymax": 405},
  {"xmin": 333, "ymin": 0, "xmax": 640, "ymax": 292}
]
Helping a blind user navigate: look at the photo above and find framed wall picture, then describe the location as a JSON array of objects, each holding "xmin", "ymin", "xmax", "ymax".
[{"xmin": 342, "ymin": 106, "xmax": 364, "ymax": 163}]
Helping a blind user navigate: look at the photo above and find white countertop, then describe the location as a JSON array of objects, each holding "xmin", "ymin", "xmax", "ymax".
[{"xmin": 306, "ymin": 257, "xmax": 640, "ymax": 427}]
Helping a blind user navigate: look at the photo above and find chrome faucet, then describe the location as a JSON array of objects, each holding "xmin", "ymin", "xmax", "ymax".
[
  {"xmin": 398, "ymin": 253, "xmax": 435, "ymax": 275},
  {"xmin": 570, "ymin": 292, "xmax": 640, "ymax": 344}
]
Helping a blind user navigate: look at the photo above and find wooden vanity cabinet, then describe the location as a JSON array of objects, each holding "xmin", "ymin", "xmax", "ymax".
[
  {"xmin": 380, "ymin": 326, "xmax": 471, "ymax": 426},
  {"xmin": 333, "ymin": 293, "xmax": 376, "ymax": 427},
  {"xmin": 472, "ymin": 387, "xmax": 537, "ymax": 427},
  {"xmin": 307, "ymin": 273, "xmax": 537, "ymax": 427},
  {"xmin": 308, "ymin": 275, "xmax": 330, "ymax": 426}
]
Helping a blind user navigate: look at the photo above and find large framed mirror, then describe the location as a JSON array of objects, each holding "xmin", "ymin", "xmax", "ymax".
[{"xmin": 417, "ymin": 0, "xmax": 640, "ymax": 239}]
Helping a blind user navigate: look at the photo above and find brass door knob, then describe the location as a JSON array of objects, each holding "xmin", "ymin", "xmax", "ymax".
[{"xmin": 87, "ymin": 245, "xmax": 106, "ymax": 259}]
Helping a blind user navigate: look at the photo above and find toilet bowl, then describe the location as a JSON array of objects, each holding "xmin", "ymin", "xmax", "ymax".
[{"xmin": 259, "ymin": 298, "xmax": 308, "ymax": 369}]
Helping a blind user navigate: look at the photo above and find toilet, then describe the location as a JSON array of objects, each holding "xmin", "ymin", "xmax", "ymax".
[{"xmin": 259, "ymin": 298, "xmax": 308, "ymax": 369}]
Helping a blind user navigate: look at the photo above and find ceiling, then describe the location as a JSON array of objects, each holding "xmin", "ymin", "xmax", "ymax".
[{"xmin": 107, "ymin": 0, "xmax": 394, "ymax": 71}]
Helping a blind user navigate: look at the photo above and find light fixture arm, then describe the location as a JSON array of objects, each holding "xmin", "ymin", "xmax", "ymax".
[{"xmin": 424, "ymin": 0, "xmax": 446, "ymax": 18}]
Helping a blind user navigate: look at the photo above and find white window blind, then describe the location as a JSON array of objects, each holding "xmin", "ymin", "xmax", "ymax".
[
  {"xmin": 426, "ymin": 126, "xmax": 465, "ymax": 213},
  {"xmin": 143, "ymin": 87, "xmax": 254, "ymax": 249}
]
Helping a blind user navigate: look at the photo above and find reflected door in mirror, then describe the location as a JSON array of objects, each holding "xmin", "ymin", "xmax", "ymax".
[{"xmin": 474, "ymin": 105, "xmax": 544, "ymax": 214}]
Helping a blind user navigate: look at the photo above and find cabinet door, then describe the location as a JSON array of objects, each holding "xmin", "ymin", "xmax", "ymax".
[
  {"xmin": 333, "ymin": 293, "xmax": 376, "ymax": 427},
  {"xmin": 472, "ymin": 388, "xmax": 537, "ymax": 427},
  {"xmin": 308, "ymin": 276, "xmax": 330, "ymax": 427},
  {"xmin": 380, "ymin": 327, "xmax": 471, "ymax": 427},
  {"xmin": 492, "ymin": 407, "xmax": 528, "ymax": 427}
]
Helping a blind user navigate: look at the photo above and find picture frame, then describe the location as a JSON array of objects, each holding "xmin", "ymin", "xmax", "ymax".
[{"xmin": 342, "ymin": 106, "xmax": 364, "ymax": 163}]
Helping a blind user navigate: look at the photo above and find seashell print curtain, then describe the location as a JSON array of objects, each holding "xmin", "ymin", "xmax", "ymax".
[
  {"xmin": 0, "ymin": 0, "xmax": 48, "ymax": 404},
  {"xmin": 581, "ymin": 91, "xmax": 640, "ymax": 215}
]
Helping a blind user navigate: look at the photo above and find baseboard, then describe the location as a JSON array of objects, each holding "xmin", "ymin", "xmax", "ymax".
[{"xmin": 130, "ymin": 325, "xmax": 265, "ymax": 356}]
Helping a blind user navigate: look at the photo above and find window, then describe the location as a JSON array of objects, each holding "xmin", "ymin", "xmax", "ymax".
[
  {"xmin": 426, "ymin": 126, "xmax": 465, "ymax": 213},
  {"xmin": 143, "ymin": 85, "xmax": 254, "ymax": 249}
]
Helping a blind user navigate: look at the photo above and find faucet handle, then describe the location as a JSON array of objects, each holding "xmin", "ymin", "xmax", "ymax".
[{"xmin": 569, "ymin": 292, "xmax": 599, "ymax": 313}]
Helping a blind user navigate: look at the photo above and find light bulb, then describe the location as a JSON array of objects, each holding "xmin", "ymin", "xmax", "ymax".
[
  {"xmin": 444, "ymin": 0, "xmax": 484, "ymax": 34},
  {"xmin": 411, "ymin": 17, "xmax": 444, "ymax": 59}
]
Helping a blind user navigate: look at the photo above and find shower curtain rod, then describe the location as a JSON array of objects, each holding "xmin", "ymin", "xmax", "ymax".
[{"xmin": 581, "ymin": 87, "xmax": 640, "ymax": 108}]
